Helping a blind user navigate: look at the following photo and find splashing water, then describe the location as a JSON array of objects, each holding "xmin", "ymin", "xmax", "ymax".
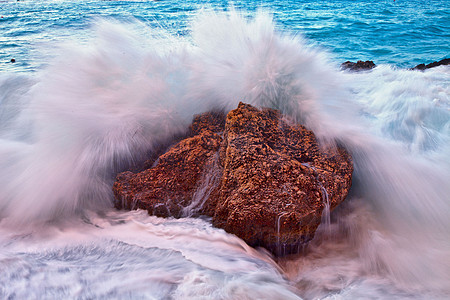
[
  {"xmin": 0, "ymin": 9, "xmax": 449, "ymax": 299},
  {"xmin": 182, "ymin": 153, "xmax": 222, "ymax": 218}
]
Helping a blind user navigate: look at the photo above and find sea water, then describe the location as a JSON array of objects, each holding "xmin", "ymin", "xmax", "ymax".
[{"xmin": 0, "ymin": 0, "xmax": 449, "ymax": 299}]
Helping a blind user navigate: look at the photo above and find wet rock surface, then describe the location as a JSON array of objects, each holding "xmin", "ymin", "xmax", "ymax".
[
  {"xmin": 341, "ymin": 60, "xmax": 376, "ymax": 71},
  {"xmin": 189, "ymin": 111, "xmax": 226, "ymax": 136},
  {"xmin": 113, "ymin": 130, "xmax": 222, "ymax": 218},
  {"xmin": 212, "ymin": 103, "xmax": 353, "ymax": 255},
  {"xmin": 113, "ymin": 103, "xmax": 353, "ymax": 256},
  {"xmin": 412, "ymin": 58, "xmax": 449, "ymax": 70}
]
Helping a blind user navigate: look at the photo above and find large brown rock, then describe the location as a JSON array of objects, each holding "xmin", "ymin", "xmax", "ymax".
[
  {"xmin": 212, "ymin": 103, "xmax": 353, "ymax": 255},
  {"xmin": 113, "ymin": 103, "xmax": 353, "ymax": 256}
]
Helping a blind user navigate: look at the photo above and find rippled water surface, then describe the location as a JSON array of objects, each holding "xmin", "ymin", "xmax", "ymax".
[{"xmin": 1, "ymin": 0, "xmax": 449, "ymax": 72}]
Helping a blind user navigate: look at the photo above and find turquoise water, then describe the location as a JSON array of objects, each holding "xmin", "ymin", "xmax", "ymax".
[
  {"xmin": 0, "ymin": 1, "xmax": 449, "ymax": 299},
  {"xmin": 1, "ymin": 0, "xmax": 449, "ymax": 73}
]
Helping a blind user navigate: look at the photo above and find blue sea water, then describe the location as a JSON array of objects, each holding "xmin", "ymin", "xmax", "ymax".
[
  {"xmin": 1, "ymin": 0, "xmax": 449, "ymax": 72},
  {"xmin": 0, "ymin": 0, "xmax": 449, "ymax": 299}
]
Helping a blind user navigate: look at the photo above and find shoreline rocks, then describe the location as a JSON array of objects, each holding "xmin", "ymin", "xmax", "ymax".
[
  {"xmin": 113, "ymin": 103, "xmax": 353, "ymax": 256},
  {"xmin": 412, "ymin": 58, "xmax": 450, "ymax": 71},
  {"xmin": 341, "ymin": 58, "xmax": 449, "ymax": 72}
]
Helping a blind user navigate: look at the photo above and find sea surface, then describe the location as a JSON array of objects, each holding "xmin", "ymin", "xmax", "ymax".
[{"xmin": 0, "ymin": 0, "xmax": 449, "ymax": 299}]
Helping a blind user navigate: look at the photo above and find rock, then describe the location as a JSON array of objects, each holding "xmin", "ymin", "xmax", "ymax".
[
  {"xmin": 113, "ymin": 103, "xmax": 353, "ymax": 256},
  {"xmin": 212, "ymin": 103, "xmax": 353, "ymax": 255},
  {"xmin": 113, "ymin": 130, "xmax": 222, "ymax": 218},
  {"xmin": 341, "ymin": 60, "xmax": 376, "ymax": 71},
  {"xmin": 189, "ymin": 111, "xmax": 226, "ymax": 136},
  {"xmin": 412, "ymin": 58, "xmax": 449, "ymax": 70}
]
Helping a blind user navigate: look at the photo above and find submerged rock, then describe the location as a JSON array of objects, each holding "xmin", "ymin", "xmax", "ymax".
[
  {"xmin": 113, "ymin": 103, "xmax": 353, "ymax": 256},
  {"xmin": 412, "ymin": 58, "xmax": 449, "ymax": 70},
  {"xmin": 341, "ymin": 60, "xmax": 376, "ymax": 71}
]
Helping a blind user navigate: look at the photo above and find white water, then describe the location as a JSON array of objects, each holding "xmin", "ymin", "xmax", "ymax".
[{"xmin": 1, "ymin": 10, "xmax": 449, "ymax": 299}]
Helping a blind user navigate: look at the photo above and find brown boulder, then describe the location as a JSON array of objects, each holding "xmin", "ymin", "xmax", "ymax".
[
  {"xmin": 212, "ymin": 103, "xmax": 353, "ymax": 255},
  {"xmin": 113, "ymin": 103, "xmax": 353, "ymax": 256}
]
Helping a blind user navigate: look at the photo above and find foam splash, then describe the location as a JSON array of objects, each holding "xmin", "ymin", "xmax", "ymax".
[{"xmin": 0, "ymin": 10, "xmax": 341, "ymax": 225}]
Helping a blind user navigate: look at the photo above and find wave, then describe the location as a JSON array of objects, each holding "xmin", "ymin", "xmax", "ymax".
[
  {"xmin": 0, "ymin": 8, "xmax": 449, "ymax": 296},
  {"xmin": 0, "ymin": 10, "xmax": 343, "ymax": 224}
]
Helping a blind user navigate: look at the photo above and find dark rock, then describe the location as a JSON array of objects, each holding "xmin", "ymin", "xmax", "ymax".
[
  {"xmin": 341, "ymin": 60, "xmax": 376, "ymax": 71},
  {"xmin": 113, "ymin": 103, "xmax": 353, "ymax": 256},
  {"xmin": 412, "ymin": 58, "xmax": 449, "ymax": 70}
]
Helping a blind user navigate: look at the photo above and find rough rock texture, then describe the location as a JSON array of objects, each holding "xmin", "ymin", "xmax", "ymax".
[
  {"xmin": 113, "ymin": 130, "xmax": 222, "ymax": 218},
  {"xmin": 189, "ymin": 111, "xmax": 226, "ymax": 136},
  {"xmin": 113, "ymin": 103, "xmax": 353, "ymax": 256},
  {"xmin": 341, "ymin": 60, "xmax": 376, "ymax": 71},
  {"xmin": 412, "ymin": 58, "xmax": 449, "ymax": 70},
  {"xmin": 212, "ymin": 103, "xmax": 353, "ymax": 255}
]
